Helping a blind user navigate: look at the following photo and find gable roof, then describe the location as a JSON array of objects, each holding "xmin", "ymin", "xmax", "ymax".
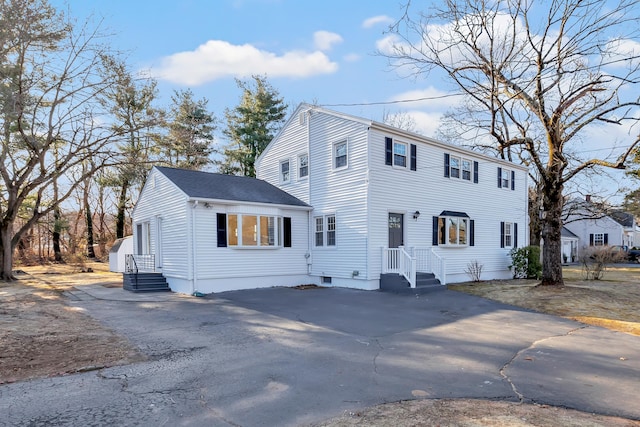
[
  {"xmin": 258, "ymin": 103, "xmax": 529, "ymax": 172},
  {"xmin": 610, "ymin": 211, "xmax": 634, "ymax": 227},
  {"xmin": 155, "ymin": 166, "xmax": 309, "ymax": 208},
  {"xmin": 561, "ymin": 226, "xmax": 579, "ymax": 239}
]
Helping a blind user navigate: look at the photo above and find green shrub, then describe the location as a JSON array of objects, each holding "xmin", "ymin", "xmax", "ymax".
[{"xmin": 509, "ymin": 246, "xmax": 542, "ymax": 279}]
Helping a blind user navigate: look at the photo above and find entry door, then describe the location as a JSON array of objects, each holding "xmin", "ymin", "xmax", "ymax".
[{"xmin": 388, "ymin": 213, "xmax": 404, "ymax": 248}]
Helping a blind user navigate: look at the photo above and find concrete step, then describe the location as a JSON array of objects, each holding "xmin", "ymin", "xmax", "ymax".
[
  {"xmin": 379, "ymin": 272, "xmax": 445, "ymax": 294},
  {"xmin": 123, "ymin": 273, "xmax": 171, "ymax": 293}
]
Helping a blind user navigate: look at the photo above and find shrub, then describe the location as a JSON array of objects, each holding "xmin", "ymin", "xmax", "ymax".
[
  {"xmin": 580, "ymin": 246, "xmax": 626, "ymax": 280},
  {"xmin": 465, "ymin": 260, "xmax": 484, "ymax": 282},
  {"xmin": 509, "ymin": 246, "xmax": 542, "ymax": 279}
]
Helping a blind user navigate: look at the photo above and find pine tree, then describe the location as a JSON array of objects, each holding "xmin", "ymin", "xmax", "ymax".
[
  {"xmin": 219, "ymin": 76, "xmax": 287, "ymax": 177},
  {"xmin": 160, "ymin": 89, "xmax": 216, "ymax": 170}
]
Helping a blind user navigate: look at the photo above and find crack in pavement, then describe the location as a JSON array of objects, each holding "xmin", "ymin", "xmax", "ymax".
[
  {"xmin": 499, "ymin": 325, "xmax": 589, "ymax": 403},
  {"xmin": 97, "ymin": 371, "xmax": 129, "ymax": 391}
]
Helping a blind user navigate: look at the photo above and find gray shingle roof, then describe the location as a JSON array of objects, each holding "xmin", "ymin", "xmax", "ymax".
[
  {"xmin": 155, "ymin": 166, "xmax": 309, "ymax": 207},
  {"xmin": 561, "ymin": 227, "xmax": 579, "ymax": 239},
  {"xmin": 610, "ymin": 211, "xmax": 634, "ymax": 227}
]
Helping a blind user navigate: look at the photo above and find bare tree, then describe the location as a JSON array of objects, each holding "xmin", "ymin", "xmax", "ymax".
[
  {"xmin": 0, "ymin": 0, "xmax": 123, "ymax": 279},
  {"xmin": 382, "ymin": 109, "xmax": 418, "ymax": 133},
  {"xmin": 383, "ymin": 0, "xmax": 640, "ymax": 286}
]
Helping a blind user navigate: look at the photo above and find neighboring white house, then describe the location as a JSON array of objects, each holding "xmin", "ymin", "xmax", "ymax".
[
  {"xmin": 131, "ymin": 103, "xmax": 529, "ymax": 294},
  {"xmin": 564, "ymin": 196, "xmax": 636, "ymax": 256}
]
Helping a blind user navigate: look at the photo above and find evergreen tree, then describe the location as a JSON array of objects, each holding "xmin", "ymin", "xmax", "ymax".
[
  {"xmin": 160, "ymin": 89, "xmax": 216, "ymax": 170},
  {"xmin": 103, "ymin": 60, "xmax": 161, "ymax": 238},
  {"xmin": 219, "ymin": 75, "xmax": 287, "ymax": 177}
]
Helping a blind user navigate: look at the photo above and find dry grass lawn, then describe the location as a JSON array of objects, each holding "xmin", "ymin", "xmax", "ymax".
[{"xmin": 448, "ymin": 265, "xmax": 640, "ymax": 336}]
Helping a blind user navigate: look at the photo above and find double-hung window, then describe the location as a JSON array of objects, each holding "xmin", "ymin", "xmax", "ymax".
[
  {"xmin": 444, "ymin": 153, "xmax": 478, "ymax": 183},
  {"xmin": 334, "ymin": 141, "xmax": 347, "ymax": 169},
  {"xmin": 462, "ymin": 160, "xmax": 472, "ymax": 181},
  {"xmin": 314, "ymin": 214, "xmax": 337, "ymax": 247},
  {"xmin": 393, "ymin": 141, "xmax": 407, "ymax": 167},
  {"xmin": 280, "ymin": 160, "xmax": 290, "ymax": 183},
  {"xmin": 504, "ymin": 222, "xmax": 513, "ymax": 247},
  {"xmin": 298, "ymin": 154, "xmax": 308, "ymax": 179},
  {"xmin": 450, "ymin": 156, "xmax": 460, "ymax": 178},
  {"xmin": 500, "ymin": 221, "xmax": 518, "ymax": 248},
  {"xmin": 497, "ymin": 167, "xmax": 515, "ymax": 190}
]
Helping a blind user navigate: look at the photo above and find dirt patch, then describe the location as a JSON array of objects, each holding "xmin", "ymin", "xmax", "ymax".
[
  {"xmin": 315, "ymin": 399, "xmax": 640, "ymax": 426},
  {"xmin": 0, "ymin": 263, "xmax": 145, "ymax": 384}
]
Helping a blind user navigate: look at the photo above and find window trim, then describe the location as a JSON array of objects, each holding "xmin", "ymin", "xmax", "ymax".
[
  {"xmin": 393, "ymin": 141, "xmax": 408, "ymax": 168},
  {"xmin": 498, "ymin": 167, "xmax": 516, "ymax": 190},
  {"xmin": 314, "ymin": 214, "xmax": 337, "ymax": 248},
  {"xmin": 333, "ymin": 140, "xmax": 348, "ymax": 170},
  {"xmin": 226, "ymin": 213, "xmax": 284, "ymax": 249},
  {"xmin": 433, "ymin": 214, "xmax": 471, "ymax": 247},
  {"xmin": 298, "ymin": 153, "xmax": 309, "ymax": 180},
  {"xmin": 280, "ymin": 159, "xmax": 291, "ymax": 183},
  {"xmin": 500, "ymin": 221, "xmax": 518, "ymax": 248}
]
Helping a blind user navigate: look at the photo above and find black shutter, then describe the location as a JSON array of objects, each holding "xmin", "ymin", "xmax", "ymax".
[
  {"xmin": 469, "ymin": 219, "xmax": 475, "ymax": 246},
  {"xmin": 385, "ymin": 137, "xmax": 392, "ymax": 165},
  {"xmin": 444, "ymin": 153, "xmax": 450, "ymax": 177},
  {"xmin": 513, "ymin": 223, "xmax": 518, "ymax": 248},
  {"xmin": 432, "ymin": 216, "xmax": 439, "ymax": 246},
  {"xmin": 589, "ymin": 233, "xmax": 594, "ymax": 246},
  {"xmin": 283, "ymin": 217, "xmax": 292, "ymax": 247},
  {"xmin": 500, "ymin": 221, "xmax": 505, "ymax": 248},
  {"xmin": 497, "ymin": 167, "xmax": 502, "ymax": 188},
  {"xmin": 473, "ymin": 161, "xmax": 479, "ymax": 183},
  {"xmin": 216, "ymin": 213, "xmax": 227, "ymax": 247},
  {"xmin": 604, "ymin": 233, "xmax": 609, "ymax": 245},
  {"xmin": 410, "ymin": 144, "xmax": 417, "ymax": 171},
  {"xmin": 511, "ymin": 170, "xmax": 515, "ymax": 191}
]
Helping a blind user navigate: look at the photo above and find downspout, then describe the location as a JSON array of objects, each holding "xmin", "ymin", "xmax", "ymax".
[{"xmin": 191, "ymin": 200, "xmax": 198, "ymax": 294}]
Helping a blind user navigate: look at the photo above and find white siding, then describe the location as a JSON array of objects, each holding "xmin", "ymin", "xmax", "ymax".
[
  {"xmin": 367, "ymin": 129, "xmax": 529, "ymax": 283},
  {"xmin": 305, "ymin": 110, "xmax": 371, "ymax": 288},
  {"xmin": 565, "ymin": 215, "xmax": 624, "ymax": 250},
  {"xmin": 257, "ymin": 106, "xmax": 311, "ymax": 203},
  {"xmin": 190, "ymin": 204, "xmax": 310, "ymax": 293},
  {"xmin": 132, "ymin": 168, "xmax": 191, "ymax": 282}
]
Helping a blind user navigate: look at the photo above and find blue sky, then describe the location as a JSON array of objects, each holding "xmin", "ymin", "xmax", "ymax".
[
  {"xmin": 55, "ymin": 0, "xmax": 448, "ymax": 134},
  {"xmin": 52, "ymin": 0, "xmax": 640, "ymax": 200}
]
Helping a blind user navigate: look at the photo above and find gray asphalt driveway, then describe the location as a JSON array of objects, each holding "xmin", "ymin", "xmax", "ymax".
[{"xmin": 1, "ymin": 287, "xmax": 638, "ymax": 426}]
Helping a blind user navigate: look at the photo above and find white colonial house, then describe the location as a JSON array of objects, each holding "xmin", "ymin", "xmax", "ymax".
[
  {"xmin": 128, "ymin": 104, "xmax": 529, "ymax": 294},
  {"xmin": 564, "ymin": 196, "xmax": 636, "ymax": 255}
]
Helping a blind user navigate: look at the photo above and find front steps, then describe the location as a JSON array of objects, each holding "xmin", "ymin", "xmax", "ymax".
[
  {"xmin": 379, "ymin": 272, "xmax": 445, "ymax": 294},
  {"xmin": 123, "ymin": 272, "xmax": 171, "ymax": 293}
]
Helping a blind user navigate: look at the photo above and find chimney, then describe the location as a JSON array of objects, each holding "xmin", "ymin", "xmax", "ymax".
[{"xmin": 586, "ymin": 195, "xmax": 591, "ymax": 202}]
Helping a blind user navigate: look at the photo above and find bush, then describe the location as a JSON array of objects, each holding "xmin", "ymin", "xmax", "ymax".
[
  {"xmin": 580, "ymin": 246, "xmax": 626, "ymax": 280},
  {"xmin": 465, "ymin": 260, "xmax": 484, "ymax": 282},
  {"xmin": 509, "ymin": 246, "xmax": 542, "ymax": 279}
]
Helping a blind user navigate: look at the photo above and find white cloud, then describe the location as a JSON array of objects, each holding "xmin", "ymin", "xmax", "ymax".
[
  {"xmin": 153, "ymin": 40, "xmax": 338, "ymax": 85},
  {"xmin": 405, "ymin": 111, "xmax": 443, "ymax": 137},
  {"xmin": 313, "ymin": 31, "xmax": 343, "ymax": 51},
  {"xmin": 604, "ymin": 38, "xmax": 640, "ymax": 69},
  {"xmin": 362, "ymin": 15, "xmax": 394, "ymax": 29}
]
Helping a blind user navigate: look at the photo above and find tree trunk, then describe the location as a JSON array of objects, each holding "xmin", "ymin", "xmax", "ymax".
[
  {"xmin": 116, "ymin": 180, "xmax": 129, "ymax": 239},
  {"xmin": 540, "ymin": 180, "xmax": 565, "ymax": 286},
  {"xmin": 0, "ymin": 223, "xmax": 15, "ymax": 281},
  {"xmin": 52, "ymin": 207, "xmax": 63, "ymax": 262},
  {"xmin": 84, "ymin": 186, "xmax": 96, "ymax": 259}
]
